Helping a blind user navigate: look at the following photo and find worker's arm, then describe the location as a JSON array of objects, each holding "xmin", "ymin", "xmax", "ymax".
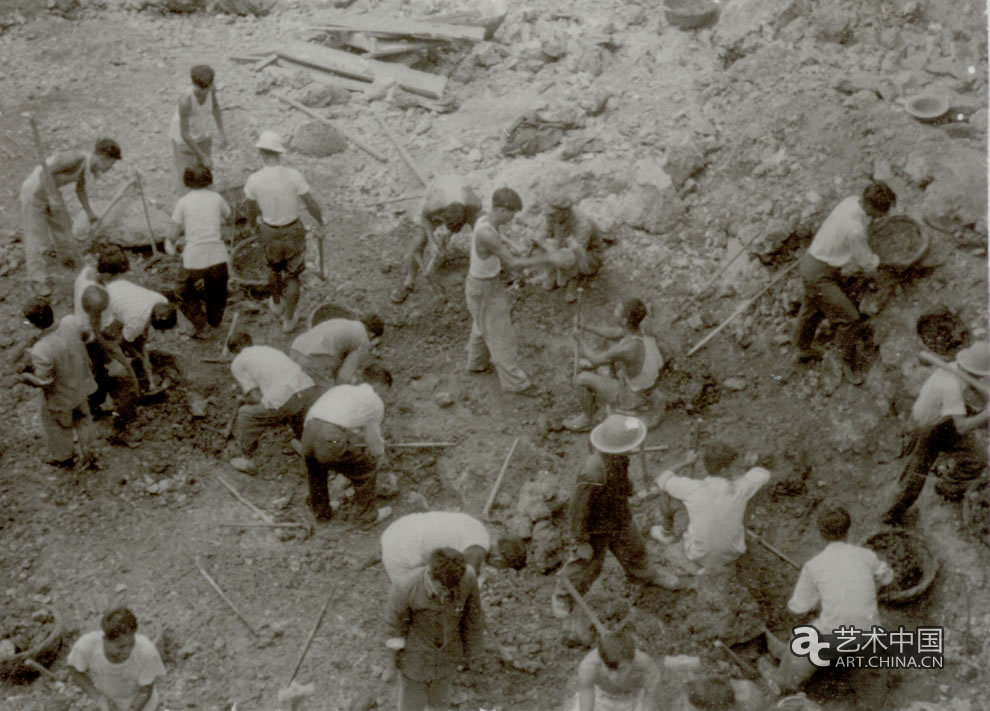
[
  {"xmin": 363, "ymin": 418, "xmax": 386, "ymax": 459},
  {"xmin": 70, "ymin": 157, "xmax": 97, "ymax": 222},
  {"xmin": 210, "ymin": 85, "xmax": 226, "ymax": 148},
  {"xmin": 178, "ymin": 94, "xmax": 211, "ymax": 167},
  {"xmin": 477, "ymin": 224, "xmax": 565, "ymax": 272},
  {"xmin": 786, "ymin": 564, "xmax": 820, "ymax": 617},
  {"xmin": 581, "ymin": 323, "xmax": 623, "ymax": 340},
  {"xmin": 136, "ymin": 334, "xmax": 158, "ymax": 390},
  {"xmin": 336, "ymin": 344, "xmax": 367, "ymax": 386},
  {"xmin": 574, "ymin": 334, "xmax": 637, "ymax": 369},
  {"xmin": 574, "ymin": 652, "xmax": 598, "ymax": 711},
  {"xmin": 68, "ymin": 668, "xmax": 107, "ymax": 705},
  {"xmin": 300, "ymin": 192, "xmax": 324, "ymax": 228},
  {"xmin": 953, "ymin": 407, "xmax": 990, "ymax": 435},
  {"xmin": 459, "ymin": 571, "xmax": 485, "ymax": 666},
  {"xmin": 239, "ymin": 388, "xmax": 262, "ymax": 405},
  {"xmin": 846, "ymin": 224, "xmax": 880, "ymax": 274},
  {"xmin": 128, "ymin": 683, "xmax": 155, "ymax": 711},
  {"xmin": 384, "ymin": 582, "xmax": 411, "ymax": 642}
]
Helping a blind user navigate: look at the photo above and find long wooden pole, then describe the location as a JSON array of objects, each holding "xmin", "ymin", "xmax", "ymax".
[
  {"xmin": 694, "ymin": 227, "xmax": 767, "ymax": 298},
  {"xmin": 746, "ymin": 529, "xmax": 801, "ymax": 570},
  {"xmin": 560, "ymin": 576, "xmax": 608, "ymax": 638},
  {"xmin": 134, "ymin": 172, "xmax": 159, "ymax": 255},
  {"xmin": 90, "ymin": 178, "xmax": 137, "ymax": 236},
  {"xmin": 919, "ymin": 351, "xmax": 990, "ymax": 396},
  {"xmin": 572, "ymin": 287, "xmax": 584, "ymax": 379},
  {"xmin": 287, "ymin": 594, "xmax": 333, "ymax": 685},
  {"xmin": 215, "ymin": 473, "xmax": 274, "ymax": 524},
  {"xmin": 372, "ymin": 115, "xmax": 429, "ymax": 187},
  {"xmin": 194, "ymin": 558, "xmax": 258, "ymax": 635},
  {"xmin": 272, "ymin": 92, "xmax": 388, "ymax": 163},
  {"xmin": 687, "ymin": 261, "xmax": 798, "ymax": 357},
  {"xmin": 483, "ymin": 437, "xmax": 520, "ymax": 518}
]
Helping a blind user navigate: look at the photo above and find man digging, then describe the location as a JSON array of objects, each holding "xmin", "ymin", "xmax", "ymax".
[
  {"xmin": 564, "ymin": 298, "xmax": 665, "ymax": 433},
  {"xmin": 105, "ymin": 278, "xmax": 177, "ymax": 393},
  {"xmin": 244, "ymin": 130, "xmax": 326, "ymax": 334},
  {"xmin": 390, "ymin": 174, "xmax": 482, "ymax": 304},
  {"xmin": 536, "ymin": 191, "xmax": 607, "ymax": 303},
  {"xmin": 552, "ymin": 414, "xmax": 686, "ymax": 647},
  {"xmin": 169, "ymin": 64, "xmax": 226, "ymax": 186},
  {"xmin": 20, "ymin": 138, "xmax": 122, "ymax": 296},
  {"xmin": 567, "ymin": 630, "xmax": 663, "ymax": 711},
  {"xmin": 290, "ymin": 313, "xmax": 384, "ymax": 389}
]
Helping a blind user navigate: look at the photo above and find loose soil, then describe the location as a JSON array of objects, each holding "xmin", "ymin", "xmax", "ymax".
[{"xmin": 865, "ymin": 532, "xmax": 925, "ymax": 593}]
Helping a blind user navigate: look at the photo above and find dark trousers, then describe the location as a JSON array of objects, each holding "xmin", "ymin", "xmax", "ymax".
[
  {"xmin": 793, "ymin": 252, "xmax": 861, "ymax": 366},
  {"xmin": 180, "ymin": 262, "xmax": 228, "ymax": 331},
  {"xmin": 885, "ymin": 419, "xmax": 986, "ymax": 522},
  {"xmin": 301, "ymin": 419, "xmax": 377, "ymax": 520},
  {"xmin": 86, "ymin": 341, "xmax": 139, "ymax": 429}
]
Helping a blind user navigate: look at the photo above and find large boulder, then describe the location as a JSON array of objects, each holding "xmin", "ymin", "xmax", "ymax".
[
  {"xmin": 290, "ymin": 121, "xmax": 348, "ymax": 157},
  {"xmin": 714, "ymin": 0, "xmax": 804, "ymax": 55},
  {"xmin": 920, "ymin": 145, "xmax": 988, "ymax": 230}
]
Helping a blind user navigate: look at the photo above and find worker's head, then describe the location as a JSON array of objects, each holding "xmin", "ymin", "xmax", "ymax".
[
  {"xmin": 427, "ymin": 547, "xmax": 466, "ymax": 598},
  {"xmin": 615, "ymin": 298, "xmax": 648, "ymax": 332},
  {"xmin": 101, "ymin": 607, "xmax": 138, "ymax": 663},
  {"xmin": 190, "ymin": 64, "xmax": 215, "ymax": 100},
  {"xmin": 817, "ymin": 504, "xmax": 851, "ymax": 542},
  {"xmin": 685, "ymin": 677, "xmax": 736, "ymax": 710},
  {"xmin": 598, "ymin": 631, "xmax": 636, "ymax": 680},
  {"xmin": 702, "ymin": 441, "xmax": 737, "ymax": 478},
  {"xmin": 23, "ymin": 298, "xmax": 54, "ymax": 330},
  {"xmin": 226, "ymin": 331, "xmax": 253, "ymax": 355},
  {"xmin": 150, "ymin": 302, "xmax": 178, "ymax": 332},
  {"xmin": 361, "ymin": 362, "xmax": 393, "ymax": 391},
  {"xmin": 360, "ymin": 313, "xmax": 385, "ymax": 340},
  {"xmin": 96, "ymin": 244, "xmax": 130, "ymax": 278},
  {"xmin": 491, "ymin": 187, "xmax": 522, "ymax": 227},
  {"xmin": 254, "ymin": 130, "xmax": 286, "ymax": 160},
  {"xmin": 861, "ymin": 182, "xmax": 897, "ymax": 219},
  {"xmin": 91, "ymin": 138, "xmax": 122, "ymax": 175},
  {"xmin": 488, "ymin": 535, "xmax": 527, "ymax": 571},
  {"xmin": 441, "ymin": 202, "xmax": 468, "ymax": 233},
  {"xmin": 183, "ymin": 164, "xmax": 214, "ymax": 190},
  {"xmin": 81, "ymin": 284, "xmax": 109, "ymax": 318}
]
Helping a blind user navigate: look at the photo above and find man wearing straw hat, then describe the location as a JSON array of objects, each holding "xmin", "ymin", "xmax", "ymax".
[
  {"xmin": 243, "ymin": 131, "xmax": 325, "ymax": 334},
  {"xmin": 551, "ymin": 414, "xmax": 685, "ymax": 646},
  {"xmin": 882, "ymin": 341, "xmax": 989, "ymax": 525}
]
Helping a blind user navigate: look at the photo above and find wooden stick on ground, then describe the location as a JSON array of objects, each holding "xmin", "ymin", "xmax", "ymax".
[
  {"xmin": 746, "ymin": 529, "xmax": 801, "ymax": 570},
  {"xmin": 24, "ymin": 659, "xmax": 59, "ymax": 682},
  {"xmin": 215, "ymin": 473, "xmax": 274, "ymax": 524},
  {"xmin": 134, "ymin": 172, "xmax": 159, "ymax": 255},
  {"xmin": 371, "ymin": 115, "xmax": 429, "ymax": 187},
  {"xmin": 919, "ymin": 351, "xmax": 990, "ymax": 396},
  {"xmin": 483, "ymin": 437, "xmax": 520, "ymax": 518},
  {"xmin": 253, "ymin": 54, "xmax": 279, "ymax": 72},
  {"xmin": 686, "ymin": 261, "xmax": 798, "ymax": 357},
  {"xmin": 273, "ymin": 92, "xmax": 388, "ymax": 163},
  {"xmin": 219, "ymin": 522, "xmax": 309, "ymax": 529},
  {"xmin": 194, "ymin": 558, "xmax": 258, "ymax": 636},
  {"xmin": 713, "ymin": 640, "xmax": 759, "ymax": 679},
  {"xmin": 560, "ymin": 576, "xmax": 608, "ymax": 639},
  {"xmin": 287, "ymin": 594, "xmax": 333, "ymax": 685},
  {"xmin": 694, "ymin": 227, "xmax": 767, "ymax": 299},
  {"xmin": 572, "ymin": 287, "xmax": 583, "ymax": 379}
]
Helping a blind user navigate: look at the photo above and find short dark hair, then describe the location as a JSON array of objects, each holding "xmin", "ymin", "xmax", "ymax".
[
  {"xmin": 360, "ymin": 313, "xmax": 385, "ymax": 340},
  {"xmin": 226, "ymin": 331, "xmax": 253, "ymax": 354},
  {"xmin": 598, "ymin": 631, "xmax": 635, "ymax": 669},
  {"xmin": 818, "ymin": 504, "xmax": 851, "ymax": 542},
  {"xmin": 492, "ymin": 187, "xmax": 522, "ymax": 212},
  {"xmin": 97, "ymin": 245, "xmax": 130, "ymax": 276},
  {"xmin": 94, "ymin": 138, "xmax": 122, "ymax": 161},
  {"xmin": 863, "ymin": 182, "xmax": 896, "ymax": 214},
  {"xmin": 620, "ymin": 298, "xmax": 648, "ymax": 331},
  {"xmin": 190, "ymin": 64, "xmax": 215, "ymax": 89},
  {"xmin": 23, "ymin": 298, "xmax": 54, "ymax": 329},
  {"xmin": 362, "ymin": 363, "xmax": 393, "ymax": 388},
  {"xmin": 101, "ymin": 608, "xmax": 138, "ymax": 641},
  {"xmin": 150, "ymin": 302, "xmax": 177, "ymax": 331},
  {"xmin": 428, "ymin": 547, "xmax": 466, "ymax": 591},
  {"xmin": 686, "ymin": 677, "xmax": 736, "ymax": 710},
  {"xmin": 441, "ymin": 203, "xmax": 467, "ymax": 232},
  {"xmin": 496, "ymin": 536, "xmax": 527, "ymax": 571},
  {"xmin": 183, "ymin": 164, "xmax": 213, "ymax": 190},
  {"xmin": 702, "ymin": 442, "xmax": 737, "ymax": 477}
]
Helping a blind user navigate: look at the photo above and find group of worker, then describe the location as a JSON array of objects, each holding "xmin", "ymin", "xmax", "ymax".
[{"xmin": 14, "ymin": 58, "xmax": 989, "ymax": 711}]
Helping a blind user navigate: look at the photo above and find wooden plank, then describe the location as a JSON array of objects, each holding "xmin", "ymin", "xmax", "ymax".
[
  {"xmin": 273, "ymin": 92, "xmax": 389, "ymax": 163},
  {"xmin": 312, "ymin": 13, "xmax": 484, "ymax": 42},
  {"xmin": 278, "ymin": 40, "xmax": 446, "ymax": 99},
  {"xmin": 372, "ymin": 115, "xmax": 429, "ymax": 186},
  {"xmin": 271, "ymin": 61, "xmax": 370, "ymax": 93},
  {"xmin": 366, "ymin": 41, "xmax": 436, "ymax": 59}
]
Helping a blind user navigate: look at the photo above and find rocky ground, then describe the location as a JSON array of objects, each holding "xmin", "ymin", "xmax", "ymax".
[{"xmin": 0, "ymin": 0, "xmax": 987, "ymax": 709}]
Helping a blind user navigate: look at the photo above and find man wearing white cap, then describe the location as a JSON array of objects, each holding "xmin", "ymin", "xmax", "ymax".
[
  {"xmin": 882, "ymin": 342, "xmax": 989, "ymax": 525},
  {"xmin": 244, "ymin": 131, "xmax": 325, "ymax": 333},
  {"xmin": 551, "ymin": 414, "xmax": 685, "ymax": 646}
]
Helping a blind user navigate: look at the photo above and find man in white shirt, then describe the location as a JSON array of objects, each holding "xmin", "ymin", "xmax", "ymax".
[
  {"xmin": 106, "ymin": 279, "xmax": 176, "ymax": 392},
  {"xmin": 380, "ymin": 511, "xmax": 527, "ymax": 588},
  {"xmin": 650, "ymin": 442, "xmax": 770, "ymax": 576},
  {"xmin": 227, "ymin": 332, "xmax": 320, "ymax": 474},
  {"xmin": 68, "ymin": 607, "xmax": 166, "ymax": 711},
  {"xmin": 290, "ymin": 314, "xmax": 384, "ymax": 388},
  {"xmin": 792, "ymin": 182, "xmax": 896, "ymax": 385},
  {"xmin": 243, "ymin": 131, "xmax": 325, "ymax": 334},
  {"xmin": 301, "ymin": 364, "xmax": 392, "ymax": 523},
  {"xmin": 758, "ymin": 505, "xmax": 893, "ymax": 695},
  {"xmin": 883, "ymin": 342, "xmax": 989, "ymax": 525}
]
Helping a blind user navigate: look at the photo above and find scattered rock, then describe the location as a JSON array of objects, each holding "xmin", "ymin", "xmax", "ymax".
[
  {"xmin": 529, "ymin": 520, "xmax": 565, "ymax": 573},
  {"xmin": 215, "ymin": 0, "xmax": 277, "ymax": 16},
  {"xmin": 686, "ymin": 314, "xmax": 704, "ymax": 330},
  {"xmin": 434, "ymin": 391, "xmax": 455, "ymax": 408},
  {"xmin": 722, "ymin": 377, "xmax": 747, "ymax": 391},
  {"xmin": 299, "ymin": 83, "xmax": 350, "ymax": 108},
  {"xmin": 664, "ymin": 140, "xmax": 708, "ymax": 189},
  {"xmin": 290, "ymin": 121, "xmax": 348, "ymax": 157}
]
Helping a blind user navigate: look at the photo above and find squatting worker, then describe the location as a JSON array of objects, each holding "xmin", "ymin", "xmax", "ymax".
[
  {"xmin": 390, "ymin": 174, "xmax": 482, "ymax": 304},
  {"xmin": 20, "ymin": 138, "xmax": 122, "ymax": 296},
  {"xmin": 465, "ymin": 187, "xmax": 570, "ymax": 396},
  {"xmin": 243, "ymin": 130, "xmax": 326, "ymax": 334},
  {"xmin": 169, "ymin": 63, "xmax": 226, "ymax": 186},
  {"xmin": 792, "ymin": 182, "xmax": 896, "ymax": 385},
  {"xmin": 301, "ymin": 364, "xmax": 393, "ymax": 523}
]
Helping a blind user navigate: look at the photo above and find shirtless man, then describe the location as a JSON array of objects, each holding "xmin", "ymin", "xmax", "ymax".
[
  {"xmin": 20, "ymin": 138, "xmax": 122, "ymax": 295},
  {"xmin": 564, "ymin": 298, "xmax": 664, "ymax": 432},
  {"xmin": 169, "ymin": 64, "xmax": 226, "ymax": 187},
  {"xmin": 569, "ymin": 631, "xmax": 662, "ymax": 711},
  {"xmin": 390, "ymin": 174, "xmax": 482, "ymax": 304}
]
